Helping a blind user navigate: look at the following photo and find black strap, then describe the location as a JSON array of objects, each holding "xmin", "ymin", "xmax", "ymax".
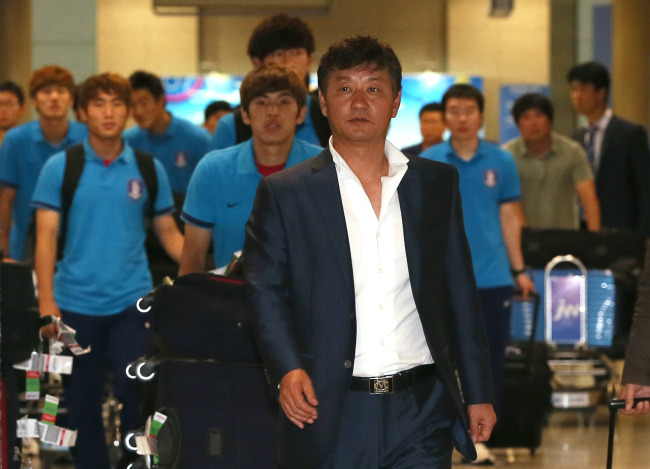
[
  {"xmin": 133, "ymin": 149, "xmax": 158, "ymax": 217},
  {"xmin": 233, "ymin": 107, "xmax": 252, "ymax": 144},
  {"xmin": 61, "ymin": 145, "xmax": 86, "ymax": 211}
]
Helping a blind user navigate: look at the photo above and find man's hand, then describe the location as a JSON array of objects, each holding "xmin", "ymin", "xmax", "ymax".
[
  {"xmin": 515, "ymin": 272, "xmax": 535, "ymax": 297},
  {"xmin": 279, "ymin": 369, "xmax": 319, "ymax": 429},
  {"xmin": 468, "ymin": 403, "xmax": 497, "ymax": 443},
  {"xmin": 619, "ymin": 384, "xmax": 650, "ymax": 416},
  {"xmin": 39, "ymin": 297, "xmax": 61, "ymax": 340}
]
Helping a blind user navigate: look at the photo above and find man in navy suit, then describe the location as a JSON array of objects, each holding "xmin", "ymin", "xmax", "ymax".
[
  {"xmin": 568, "ymin": 61, "xmax": 650, "ymax": 235},
  {"xmin": 244, "ymin": 36, "xmax": 496, "ymax": 468}
]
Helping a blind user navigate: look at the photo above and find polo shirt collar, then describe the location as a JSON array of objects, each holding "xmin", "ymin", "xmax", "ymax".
[
  {"xmin": 522, "ymin": 133, "xmax": 558, "ymax": 159},
  {"xmin": 237, "ymin": 138, "xmax": 305, "ymax": 176},
  {"xmin": 82, "ymin": 138, "xmax": 133, "ymax": 165},
  {"xmin": 445, "ymin": 138, "xmax": 486, "ymax": 163},
  {"xmin": 32, "ymin": 120, "xmax": 76, "ymax": 148}
]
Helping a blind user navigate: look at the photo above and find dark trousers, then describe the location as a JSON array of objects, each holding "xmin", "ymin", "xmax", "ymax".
[
  {"xmin": 1, "ymin": 366, "xmax": 20, "ymax": 469},
  {"xmin": 478, "ymin": 286, "xmax": 513, "ymax": 419},
  {"xmin": 319, "ymin": 373, "xmax": 454, "ymax": 469},
  {"xmin": 61, "ymin": 306, "xmax": 149, "ymax": 469}
]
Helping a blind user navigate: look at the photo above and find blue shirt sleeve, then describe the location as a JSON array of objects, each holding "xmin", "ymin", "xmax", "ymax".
[
  {"xmin": 152, "ymin": 159, "xmax": 176, "ymax": 216},
  {"xmin": 499, "ymin": 149, "xmax": 521, "ymax": 203},
  {"xmin": 181, "ymin": 155, "xmax": 218, "ymax": 229},
  {"xmin": 31, "ymin": 153, "xmax": 65, "ymax": 212},
  {"xmin": 209, "ymin": 113, "xmax": 237, "ymax": 151},
  {"xmin": 0, "ymin": 131, "xmax": 20, "ymax": 187}
]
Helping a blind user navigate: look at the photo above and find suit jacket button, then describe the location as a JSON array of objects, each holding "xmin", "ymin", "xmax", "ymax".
[{"xmin": 344, "ymin": 360, "xmax": 352, "ymax": 369}]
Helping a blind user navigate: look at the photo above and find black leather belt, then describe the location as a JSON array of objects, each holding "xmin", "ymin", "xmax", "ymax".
[{"xmin": 350, "ymin": 364, "xmax": 435, "ymax": 394}]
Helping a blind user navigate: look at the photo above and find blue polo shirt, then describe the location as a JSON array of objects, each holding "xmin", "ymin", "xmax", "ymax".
[
  {"xmin": 182, "ymin": 138, "xmax": 322, "ymax": 267},
  {"xmin": 124, "ymin": 115, "xmax": 211, "ymax": 195},
  {"xmin": 421, "ymin": 140, "xmax": 520, "ymax": 288},
  {"xmin": 0, "ymin": 120, "xmax": 87, "ymax": 260},
  {"xmin": 209, "ymin": 94, "xmax": 321, "ymax": 151},
  {"xmin": 31, "ymin": 139, "xmax": 175, "ymax": 316}
]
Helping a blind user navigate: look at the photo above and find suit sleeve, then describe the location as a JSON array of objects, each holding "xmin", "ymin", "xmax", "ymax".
[
  {"xmin": 444, "ymin": 167, "xmax": 495, "ymax": 405},
  {"xmin": 243, "ymin": 177, "xmax": 303, "ymax": 393},
  {"xmin": 628, "ymin": 125, "xmax": 650, "ymax": 236},
  {"xmin": 622, "ymin": 241, "xmax": 650, "ymax": 386}
]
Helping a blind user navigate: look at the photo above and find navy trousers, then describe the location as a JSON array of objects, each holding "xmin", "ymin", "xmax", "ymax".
[
  {"xmin": 61, "ymin": 305, "xmax": 149, "ymax": 469},
  {"xmin": 319, "ymin": 372, "xmax": 455, "ymax": 469}
]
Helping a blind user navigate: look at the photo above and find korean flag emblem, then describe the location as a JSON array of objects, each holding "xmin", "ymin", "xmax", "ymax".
[
  {"xmin": 127, "ymin": 179, "xmax": 144, "ymax": 200},
  {"xmin": 483, "ymin": 169, "xmax": 498, "ymax": 188}
]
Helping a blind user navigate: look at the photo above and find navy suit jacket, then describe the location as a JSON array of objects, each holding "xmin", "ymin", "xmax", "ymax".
[
  {"xmin": 244, "ymin": 149, "xmax": 493, "ymax": 468},
  {"xmin": 573, "ymin": 115, "xmax": 650, "ymax": 235}
]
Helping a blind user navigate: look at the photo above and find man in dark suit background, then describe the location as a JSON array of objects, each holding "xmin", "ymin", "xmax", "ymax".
[
  {"xmin": 567, "ymin": 61, "xmax": 650, "ymax": 235},
  {"xmin": 244, "ymin": 36, "xmax": 496, "ymax": 468}
]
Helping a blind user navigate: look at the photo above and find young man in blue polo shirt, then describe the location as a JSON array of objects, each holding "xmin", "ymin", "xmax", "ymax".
[
  {"xmin": 179, "ymin": 64, "xmax": 322, "ymax": 274},
  {"xmin": 420, "ymin": 83, "xmax": 534, "ymax": 464},
  {"xmin": 125, "ymin": 70, "xmax": 211, "ymax": 197},
  {"xmin": 210, "ymin": 13, "xmax": 330, "ymax": 150},
  {"xmin": 33, "ymin": 73, "xmax": 183, "ymax": 469},
  {"xmin": 0, "ymin": 65, "xmax": 87, "ymax": 261}
]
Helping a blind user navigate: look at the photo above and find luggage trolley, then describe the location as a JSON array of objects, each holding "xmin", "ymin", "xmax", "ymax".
[{"xmin": 543, "ymin": 255, "xmax": 613, "ymax": 421}]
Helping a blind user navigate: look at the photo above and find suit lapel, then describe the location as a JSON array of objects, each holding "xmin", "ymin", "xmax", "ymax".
[
  {"xmin": 308, "ymin": 150, "xmax": 354, "ymax": 296},
  {"xmin": 600, "ymin": 115, "xmax": 618, "ymax": 166},
  {"xmin": 397, "ymin": 162, "xmax": 423, "ymax": 305}
]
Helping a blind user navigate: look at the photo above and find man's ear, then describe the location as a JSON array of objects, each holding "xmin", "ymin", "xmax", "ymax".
[
  {"xmin": 318, "ymin": 90, "xmax": 328, "ymax": 117},
  {"xmin": 391, "ymin": 90, "xmax": 402, "ymax": 118},
  {"xmin": 296, "ymin": 105, "xmax": 307, "ymax": 125},
  {"xmin": 240, "ymin": 108, "xmax": 251, "ymax": 125},
  {"xmin": 251, "ymin": 57, "xmax": 263, "ymax": 69},
  {"xmin": 78, "ymin": 107, "xmax": 88, "ymax": 122}
]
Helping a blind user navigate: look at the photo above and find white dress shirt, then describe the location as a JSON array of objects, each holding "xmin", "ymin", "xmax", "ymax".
[
  {"xmin": 329, "ymin": 138, "xmax": 433, "ymax": 377},
  {"xmin": 586, "ymin": 108, "xmax": 612, "ymax": 172}
]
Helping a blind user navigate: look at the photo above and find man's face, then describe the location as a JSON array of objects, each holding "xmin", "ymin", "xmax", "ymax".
[
  {"xmin": 420, "ymin": 110, "xmax": 445, "ymax": 146},
  {"xmin": 319, "ymin": 66, "xmax": 401, "ymax": 146},
  {"xmin": 79, "ymin": 90, "xmax": 130, "ymax": 141},
  {"xmin": 131, "ymin": 88, "xmax": 166, "ymax": 131},
  {"xmin": 444, "ymin": 98, "xmax": 482, "ymax": 141},
  {"xmin": 241, "ymin": 90, "xmax": 306, "ymax": 146},
  {"xmin": 204, "ymin": 110, "xmax": 231, "ymax": 134},
  {"xmin": 569, "ymin": 81, "xmax": 607, "ymax": 116},
  {"xmin": 32, "ymin": 85, "xmax": 72, "ymax": 121},
  {"xmin": 517, "ymin": 108, "xmax": 552, "ymax": 144},
  {"xmin": 0, "ymin": 91, "xmax": 25, "ymax": 131},
  {"xmin": 258, "ymin": 48, "xmax": 314, "ymax": 80}
]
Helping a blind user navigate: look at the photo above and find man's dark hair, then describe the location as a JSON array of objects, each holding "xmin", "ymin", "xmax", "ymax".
[
  {"xmin": 317, "ymin": 36, "xmax": 402, "ymax": 98},
  {"xmin": 442, "ymin": 84, "xmax": 484, "ymax": 113},
  {"xmin": 240, "ymin": 64, "xmax": 306, "ymax": 114},
  {"xmin": 204, "ymin": 100, "xmax": 232, "ymax": 121},
  {"xmin": 247, "ymin": 13, "xmax": 315, "ymax": 61},
  {"xmin": 0, "ymin": 80, "xmax": 25, "ymax": 106},
  {"xmin": 567, "ymin": 61, "xmax": 610, "ymax": 93},
  {"xmin": 77, "ymin": 73, "xmax": 132, "ymax": 110},
  {"xmin": 419, "ymin": 102, "xmax": 442, "ymax": 118},
  {"xmin": 29, "ymin": 65, "xmax": 75, "ymax": 98},
  {"xmin": 129, "ymin": 70, "xmax": 165, "ymax": 101},
  {"xmin": 511, "ymin": 93, "xmax": 554, "ymax": 125}
]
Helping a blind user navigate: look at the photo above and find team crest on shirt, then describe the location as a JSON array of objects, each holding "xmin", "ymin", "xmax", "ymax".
[
  {"xmin": 483, "ymin": 169, "xmax": 498, "ymax": 188},
  {"xmin": 127, "ymin": 179, "xmax": 144, "ymax": 200},
  {"xmin": 175, "ymin": 152, "xmax": 187, "ymax": 168}
]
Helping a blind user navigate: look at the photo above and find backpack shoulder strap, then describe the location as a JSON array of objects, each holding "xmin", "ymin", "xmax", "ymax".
[
  {"xmin": 133, "ymin": 149, "xmax": 158, "ymax": 216},
  {"xmin": 233, "ymin": 107, "xmax": 253, "ymax": 144},
  {"xmin": 61, "ymin": 144, "xmax": 86, "ymax": 211}
]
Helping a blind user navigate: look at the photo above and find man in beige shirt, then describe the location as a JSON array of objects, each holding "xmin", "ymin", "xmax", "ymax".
[{"xmin": 503, "ymin": 93, "xmax": 600, "ymax": 231}]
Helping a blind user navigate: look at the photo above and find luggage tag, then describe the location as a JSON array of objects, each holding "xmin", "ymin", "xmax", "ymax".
[
  {"xmin": 16, "ymin": 416, "xmax": 41, "ymax": 438},
  {"xmin": 36, "ymin": 422, "xmax": 77, "ymax": 447},
  {"xmin": 41, "ymin": 394, "xmax": 59, "ymax": 426},
  {"xmin": 23, "ymin": 351, "xmax": 40, "ymax": 400},
  {"xmin": 14, "ymin": 353, "xmax": 73, "ymax": 375},
  {"xmin": 57, "ymin": 319, "xmax": 91, "ymax": 356},
  {"xmin": 134, "ymin": 412, "xmax": 167, "ymax": 458}
]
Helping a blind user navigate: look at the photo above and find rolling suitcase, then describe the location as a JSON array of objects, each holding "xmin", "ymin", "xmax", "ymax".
[
  {"xmin": 488, "ymin": 291, "xmax": 553, "ymax": 453},
  {"xmin": 129, "ymin": 273, "xmax": 277, "ymax": 468},
  {"xmin": 606, "ymin": 397, "xmax": 650, "ymax": 468}
]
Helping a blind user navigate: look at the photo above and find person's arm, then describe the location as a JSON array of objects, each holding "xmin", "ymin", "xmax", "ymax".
[
  {"xmin": 178, "ymin": 223, "xmax": 212, "ymax": 276},
  {"xmin": 0, "ymin": 187, "xmax": 16, "ymax": 256},
  {"xmin": 629, "ymin": 126, "xmax": 650, "ymax": 235},
  {"xmin": 153, "ymin": 214, "xmax": 184, "ymax": 264},
  {"xmin": 575, "ymin": 180, "xmax": 601, "ymax": 231},
  {"xmin": 499, "ymin": 201, "xmax": 535, "ymax": 295},
  {"xmin": 34, "ymin": 208, "xmax": 61, "ymax": 339}
]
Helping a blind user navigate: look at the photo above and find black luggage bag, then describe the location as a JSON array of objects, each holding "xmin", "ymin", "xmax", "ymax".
[
  {"xmin": 488, "ymin": 292, "xmax": 553, "ymax": 453},
  {"xmin": 139, "ymin": 273, "xmax": 277, "ymax": 469}
]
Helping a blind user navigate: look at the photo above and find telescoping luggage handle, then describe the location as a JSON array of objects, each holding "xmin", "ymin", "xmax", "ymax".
[
  {"xmin": 544, "ymin": 255, "xmax": 588, "ymax": 348},
  {"xmin": 607, "ymin": 398, "xmax": 650, "ymax": 469},
  {"xmin": 513, "ymin": 290, "xmax": 541, "ymax": 366}
]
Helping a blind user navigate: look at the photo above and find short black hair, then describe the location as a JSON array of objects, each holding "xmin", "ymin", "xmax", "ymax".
[
  {"xmin": 0, "ymin": 80, "xmax": 25, "ymax": 106},
  {"xmin": 204, "ymin": 100, "xmax": 232, "ymax": 121},
  {"xmin": 317, "ymin": 36, "xmax": 402, "ymax": 98},
  {"xmin": 567, "ymin": 61, "xmax": 610, "ymax": 92},
  {"xmin": 511, "ymin": 93, "xmax": 554, "ymax": 125},
  {"xmin": 442, "ymin": 84, "xmax": 484, "ymax": 113},
  {"xmin": 129, "ymin": 70, "xmax": 165, "ymax": 101},
  {"xmin": 247, "ymin": 14, "xmax": 315, "ymax": 61},
  {"xmin": 419, "ymin": 102, "xmax": 442, "ymax": 118}
]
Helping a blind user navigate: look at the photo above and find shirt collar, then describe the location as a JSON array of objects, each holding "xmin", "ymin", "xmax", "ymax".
[
  {"xmin": 236, "ymin": 138, "xmax": 304, "ymax": 176},
  {"xmin": 521, "ymin": 133, "xmax": 559, "ymax": 159},
  {"xmin": 329, "ymin": 137, "xmax": 409, "ymax": 177},
  {"xmin": 32, "ymin": 120, "xmax": 75, "ymax": 148},
  {"xmin": 592, "ymin": 108, "xmax": 613, "ymax": 132},
  {"xmin": 82, "ymin": 138, "xmax": 133, "ymax": 165},
  {"xmin": 445, "ymin": 138, "xmax": 485, "ymax": 163}
]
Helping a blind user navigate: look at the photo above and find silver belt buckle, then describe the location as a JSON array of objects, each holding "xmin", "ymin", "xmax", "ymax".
[{"xmin": 369, "ymin": 376, "xmax": 393, "ymax": 394}]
